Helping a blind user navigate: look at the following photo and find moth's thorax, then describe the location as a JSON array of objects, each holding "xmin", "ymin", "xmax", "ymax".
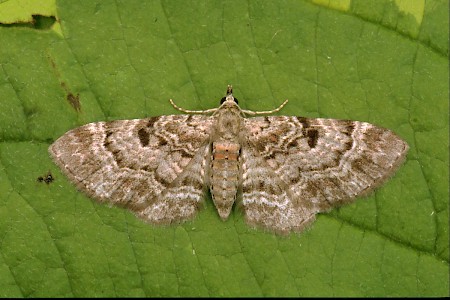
[{"xmin": 215, "ymin": 99, "xmax": 242, "ymax": 139}]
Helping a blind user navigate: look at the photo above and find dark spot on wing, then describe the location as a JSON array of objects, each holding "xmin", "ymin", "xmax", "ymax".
[
  {"xmin": 158, "ymin": 136, "xmax": 168, "ymax": 146},
  {"xmin": 287, "ymin": 139, "xmax": 298, "ymax": 148},
  {"xmin": 306, "ymin": 129, "xmax": 319, "ymax": 148},
  {"xmin": 146, "ymin": 116, "xmax": 160, "ymax": 128},
  {"xmin": 296, "ymin": 117, "xmax": 320, "ymax": 149},
  {"xmin": 138, "ymin": 128, "xmax": 149, "ymax": 147},
  {"xmin": 296, "ymin": 117, "xmax": 310, "ymax": 129},
  {"xmin": 103, "ymin": 129, "xmax": 114, "ymax": 148}
]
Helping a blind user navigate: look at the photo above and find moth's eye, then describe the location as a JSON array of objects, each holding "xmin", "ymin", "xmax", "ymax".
[
  {"xmin": 234, "ymin": 98, "xmax": 238, "ymax": 104},
  {"xmin": 220, "ymin": 97, "xmax": 226, "ymax": 104}
]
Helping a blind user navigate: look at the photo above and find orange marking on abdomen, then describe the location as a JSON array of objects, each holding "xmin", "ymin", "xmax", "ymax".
[
  {"xmin": 210, "ymin": 141, "xmax": 241, "ymax": 220},
  {"xmin": 213, "ymin": 142, "xmax": 240, "ymax": 161},
  {"xmin": 213, "ymin": 152, "xmax": 239, "ymax": 160}
]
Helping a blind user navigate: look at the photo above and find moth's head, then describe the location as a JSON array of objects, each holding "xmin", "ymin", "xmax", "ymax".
[{"xmin": 220, "ymin": 85, "xmax": 238, "ymax": 106}]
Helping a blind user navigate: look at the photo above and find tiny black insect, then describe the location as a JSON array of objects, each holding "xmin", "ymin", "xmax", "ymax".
[{"xmin": 37, "ymin": 172, "xmax": 54, "ymax": 184}]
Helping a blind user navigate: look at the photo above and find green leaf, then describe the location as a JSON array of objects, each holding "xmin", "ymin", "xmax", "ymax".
[{"xmin": 0, "ymin": 0, "xmax": 448, "ymax": 297}]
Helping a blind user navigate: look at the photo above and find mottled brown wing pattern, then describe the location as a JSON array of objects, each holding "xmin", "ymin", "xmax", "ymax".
[
  {"xmin": 49, "ymin": 85, "xmax": 409, "ymax": 235},
  {"xmin": 239, "ymin": 144, "xmax": 317, "ymax": 234},
  {"xmin": 242, "ymin": 116, "xmax": 408, "ymax": 232},
  {"xmin": 49, "ymin": 115, "xmax": 214, "ymax": 224}
]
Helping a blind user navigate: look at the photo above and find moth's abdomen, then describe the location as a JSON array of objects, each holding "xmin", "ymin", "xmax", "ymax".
[{"xmin": 210, "ymin": 141, "xmax": 240, "ymax": 220}]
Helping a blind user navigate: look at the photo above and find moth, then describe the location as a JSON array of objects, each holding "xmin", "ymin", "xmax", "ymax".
[{"xmin": 49, "ymin": 86, "xmax": 408, "ymax": 234}]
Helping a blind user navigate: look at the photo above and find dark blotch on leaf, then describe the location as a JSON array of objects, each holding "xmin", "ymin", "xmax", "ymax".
[
  {"xmin": 67, "ymin": 93, "xmax": 81, "ymax": 112},
  {"xmin": 0, "ymin": 15, "xmax": 56, "ymax": 30}
]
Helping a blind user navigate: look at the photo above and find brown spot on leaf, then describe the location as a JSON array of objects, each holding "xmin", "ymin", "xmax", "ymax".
[
  {"xmin": 58, "ymin": 81, "xmax": 81, "ymax": 112},
  {"xmin": 0, "ymin": 15, "xmax": 56, "ymax": 30},
  {"xmin": 46, "ymin": 56, "xmax": 82, "ymax": 112},
  {"xmin": 67, "ymin": 93, "xmax": 81, "ymax": 112}
]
